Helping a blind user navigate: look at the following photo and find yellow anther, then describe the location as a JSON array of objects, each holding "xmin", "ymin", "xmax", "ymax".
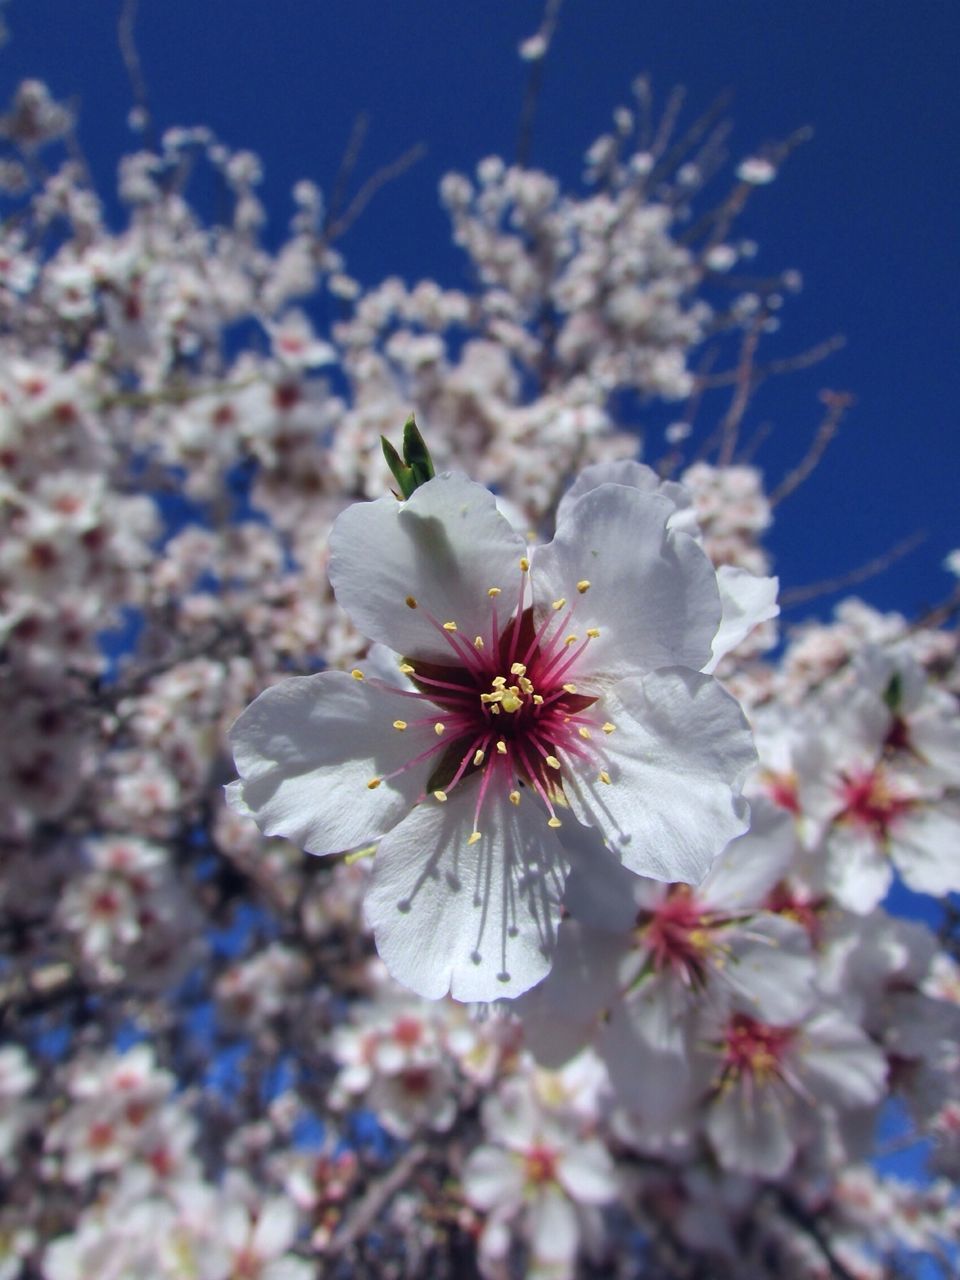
[
  {"xmin": 545, "ymin": 755, "xmax": 561, "ymax": 770},
  {"xmin": 473, "ymin": 749, "xmax": 485, "ymax": 766},
  {"xmin": 496, "ymin": 740, "xmax": 508, "ymax": 755},
  {"xmin": 367, "ymin": 777, "xmax": 381, "ymax": 790},
  {"xmin": 393, "ymin": 720, "xmax": 408, "ymax": 731},
  {"xmin": 518, "ymin": 676, "xmax": 534, "ymax": 694},
  {"xmin": 474, "ymin": 635, "xmax": 484, "ymax": 649},
  {"xmin": 434, "ymin": 722, "xmax": 446, "ymax": 736},
  {"xmin": 442, "ymin": 620, "xmax": 458, "ymax": 632},
  {"xmin": 578, "ymin": 726, "xmax": 592, "ymax": 740},
  {"xmin": 487, "ymin": 586, "xmax": 502, "ymax": 597},
  {"xmin": 547, "ymin": 816, "xmax": 562, "ymax": 829},
  {"xmin": 519, "ymin": 556, "xmax": 530, "ymax": 571},
  {"xmin": 405, "ymin": 596, "xmax": 417, "ymax": 609},
  {"xmin": 491, "ymin": 704, "xmax": 501, "ymax": 715},
  {"xmin": 532, "ymin": 694, "xmax": 544, "ymax": 705},
  {"xmin": 576, "ymin": 580, "xmax": 591, "ymax": 594},
  {"xmin": 492, "ymin": 675, "xmax": 507, "ymax": 687},
  {"xmin": 433, "ymin": 790, "xmax": 448, "ymax": 802},
  {"xmin": 467, "ymin": 830, "xmax": 482, "ymax": 846},
  {"xmin": 564, "ymin": 634, "xmax": 578, "ymax": 646},
  {"xmin": 562, "ymin": 682, "xmax": 577, "ymax": 694},
  {"xmin": 599, "ymin": 770, "xmax": 611, "ymax": 785},
  {"xmin": 552, "ymin": 598, "xmax": 566, "ymax": 611},
  {"xmin": 509, "ymin": 790, "xmax": 521, "ymax": 806},
  {"xmin": 602, "ymin": 722, "xmax": 616, "ymax": 735},
  {"xmin": 501, "ymin": 688, "xmax": 523, "ymax": 713},
  {"xmin": 586, "ymin": 627, "xmax": 600, "ymax": 638},
  {"xmin": 510, "ymin": 662, "xmax": 526, "ymax": 676},
  {"xmin": 399, "ymin": 662, "xmax": 415, "ymax": 674},
  {"xmin": 351, "ymin": 668, "xmax": 364, "ymax": 680}
]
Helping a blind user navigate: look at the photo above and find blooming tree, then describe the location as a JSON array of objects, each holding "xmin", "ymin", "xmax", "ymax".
[{"xmin": 1, "ymin": 11, "xmax": 959, "ymax": 1280}]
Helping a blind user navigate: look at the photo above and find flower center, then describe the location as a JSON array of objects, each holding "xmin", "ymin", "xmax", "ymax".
[{"xmin": 358, "ymin": 557, "xmax": 617, "ymax": 846}]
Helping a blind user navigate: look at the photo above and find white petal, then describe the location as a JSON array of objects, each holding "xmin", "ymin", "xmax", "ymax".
[
  {"xmin": 556, "ymin": 1139, "xmax": 618, "ymax": 1204},
  {"xmin": 462, "ymin": 1146, "xmax": 524, "ymax": 1210},
  {"xmin": 328, "ymin": 473, "xmax": 525, "ymax": 662},
  {"xmin": 560, "ymin": 822, "xmax": 640, "ymax": 931},
  {"xmin": 528, "ymin": 1188, "xmax": 579, "ymax": 1266},
  {"xmin": 892, "ymin": 802, "xmax": 960, "ymax": 897},
  {"xmin": 229, "ymin": 672, "xmax": 434, "ymax": 854},
  {"xmin": 721, "ymin": 916, "xmax": 817, "ymax": 1024},
  {"xmin": 364, "ymin": 782, "xmax": 568, "ymax": 1001},
  {"xmin": 698, "ymin": 798, "xmax": 799, "ymax": 911},
  {"xmin": 517, "ymin": 920, "xmax": 623, "ymax": 1067},
  {"xmin": 823, "ymin": 827, "xmax": 892, "ymax": 914},
  {"xmin": 702, "ymin": 565, "xmax": 779, "ymax": 674},
  {"xmin": 706, "ymin": 1081, "xmax": 795, "ymax": 1178},
  {"xmin": 564, "ymin": 668, "xmax": 755, "ymax": 883},
  {"xmin": 252, "ymin": 1199, "xmax": 297, "ymax": 1257},
  {"xmin": 533, "ymin": 484, "xmax": 721, "ymax": 680},
  {"xmin": 796, "ymin": 1008, "xmax": 887, "ymax": 1108}
]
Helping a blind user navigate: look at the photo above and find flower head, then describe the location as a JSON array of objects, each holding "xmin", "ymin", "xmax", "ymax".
[{"xmin": 229, "ymin": 469, "xmax": 758, "ymax": 1000}]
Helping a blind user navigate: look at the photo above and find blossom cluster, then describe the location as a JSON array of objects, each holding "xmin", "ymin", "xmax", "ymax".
[{"xmin": 0, "ymin": 43, "xmax": 957, "ymax": 1280}]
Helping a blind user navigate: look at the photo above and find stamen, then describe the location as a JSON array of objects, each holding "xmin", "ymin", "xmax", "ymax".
[
  {"xmin": 562, "ymin": 682, "xmax": 577, "ymax": 694},
  {"xmin": 602, "ymin": 722, "xmax": 616, "ymax": 734},
  {"xmin": 487, "ymin": 586, "xmax": 501, "ymax": 597},
  {"xmin": 564, "ymin": 634, "xmax": 578, "ymax": 646},
  {"xmin": 473, "ymin": 749, "xmax": 485, "ymax": 766},
  {"xmin": 599, "ymin": 770, "xmax": 611, "ymax": 785},
  {"xmin": 434, "ymin": 722, "xmax": 446, "ymax": 735},
  {"xmin": 433, "ymin": 790, "xmax": 448, "ymax": 802},
  {"xmin": 367, "ymin": 778, "xmax": 381, "ymax": 789},
  {"xmin": 586, "ymin": 627, "xmax": 600, "ymax": 638},
  {"xmin": 393, "ymin": 720, "xmax": 408, "ymax": 731},
  {"xmin": 552, "ymin": 598, "xmax": 566, "ymax": 611},
  {"xmin": 519, "ymin": 556, "xmax": 530, "ymax": 571},
  {"xmin": 474, "ymin": 636, "xmax": 484, "ymax": 648},
  {"xmin": 576, "ymin": 580, "xmax": 591, "ymax": 593},
  {"xmin": 545, "ymin": 755, "xmax": 561, "ymax": 770},
  {"xmin": 547, "ymin": 816, "xmax": 562, "ymax": 829},
  {"xmin": 578, "ymin": 727, "xmax": 592, "ymax": 740},
  {"xmin": 405, "ymin": 596, "xmax": 417, "ymax": 609},
  {"xmin": 351, "ymin": 668, "xmax": 364, "ymax": 680},
  {"xmin": 509, "ymin": 790, "xmax": 521, "ymax": 805},
  {"xmin": 510, "ymin": 662, "xmax": 526, "ymax": 676},
  {"xmin": 496, "ymin": 740, "xmax": 508, "ymax": 755},
  {"xmin": 467, "ymin": 831, "xmax": 482, "ymax": 846},
  {"xmin": 399, "ymin": 662, "xmax": 415, "ymax": 674},
  {"xmin": 442, "ymin": 621, "xmax": 458, "ymax": 632}
]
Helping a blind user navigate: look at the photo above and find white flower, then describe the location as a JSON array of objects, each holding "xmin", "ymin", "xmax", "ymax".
[{"xmin": 229, "ymin": 471, "xmax": 756, "ymax": 1001}]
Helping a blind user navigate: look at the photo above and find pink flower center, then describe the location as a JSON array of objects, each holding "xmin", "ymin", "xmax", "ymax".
[
  {"xmin": 523, "ymin": 1143, "xmax": 558, "ymax": 1186},
  {"xmin": 722, "ymin": 1013, "xmax": 794, "ymax": 1085},
  {"xmin": 637, "ymin": 885, "xmax": 717, "ymax": 987},
  {"xmin": 364, "ymin": 562, "xmax": 617, "ymax": 843},
  {"xmin": 837, "ymin": 767, "xmax": 914, "ymax": 840}
]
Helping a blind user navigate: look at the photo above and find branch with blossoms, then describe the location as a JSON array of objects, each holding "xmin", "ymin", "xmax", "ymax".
[{"xmin": 0, "ymin": 10, "xmax": 958, "ymax": 1278}]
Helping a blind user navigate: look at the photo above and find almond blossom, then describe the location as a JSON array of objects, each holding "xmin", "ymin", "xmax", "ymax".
[{"xmin": 229, "ymin": 468, "xmax": 757, "ymax": 1000}]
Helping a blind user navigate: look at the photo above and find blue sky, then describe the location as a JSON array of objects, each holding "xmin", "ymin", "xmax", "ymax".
[{"xmin": 3, "ymin": 0, "xmax": 958, "ymax": 621}]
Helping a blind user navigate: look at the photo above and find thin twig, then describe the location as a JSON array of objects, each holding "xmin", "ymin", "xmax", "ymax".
[
  {"xmin": 696, "ymin": 335, "xmax": 846, "ymax": 390},
  {"xmin": 769, "ymin": 390, "xmax": 853, "ymax": 507},
  {"xmin": 780, "ymin": 530, "xmax": 927, "ymax": 609},
  {"xmin": 324, "ymin": 143, "xmax": 427, "ymax": 243},
  {"xmin": 516, "ymin": 0, "xmax": 564, "ymax": 167},
  {"xmin": 324, "ymin": 112, "xmax": 370, "ymax": 235},
  {"xmin": 117, "ymin": 0, "xmax": 158, "ymax": 152},
  {"xmin": 717, "ymin": 317, "xmax": 763, "ymax": 466},
  {"xmin": 327, "ymin": 1142, "xmax": 428, "ymax": 1256},
  {"xmin": 773, "ymin": 1189, "xmax": 860, "ymax": 1280}
]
